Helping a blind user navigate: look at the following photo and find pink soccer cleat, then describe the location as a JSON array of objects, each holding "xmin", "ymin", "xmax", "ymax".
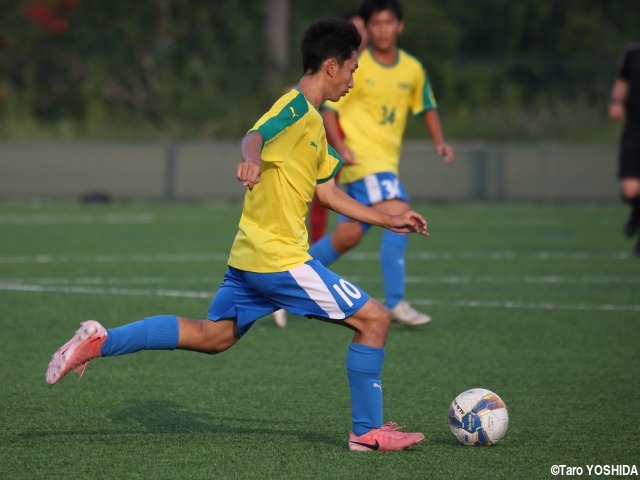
[
  {"xmin": 45, "ymin": 320, "xmax": 108, "ymax": 385},
  {"xmin": 349, "ymin": 422, "xmax": 425, "ymax": 451}
]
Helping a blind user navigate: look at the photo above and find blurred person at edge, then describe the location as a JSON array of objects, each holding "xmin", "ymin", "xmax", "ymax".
[{"xmin": 609, "ymin": 40, "xmax": 640, "ymax": 256}]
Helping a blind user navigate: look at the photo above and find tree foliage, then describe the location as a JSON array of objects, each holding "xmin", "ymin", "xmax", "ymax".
[{"xmin": 0, "ymin": 0, "xmax": 638, "ymax": 140}]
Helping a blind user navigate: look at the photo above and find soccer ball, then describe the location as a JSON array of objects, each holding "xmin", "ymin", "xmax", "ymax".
[{"xmin": 448, "ymin": 388, "xmax": 509, "ymax": 446}]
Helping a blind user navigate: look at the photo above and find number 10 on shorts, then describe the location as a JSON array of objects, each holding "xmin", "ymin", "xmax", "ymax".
[{"xmin": 333, "ymin": 279, "xmax": 362, "ymax": 307}]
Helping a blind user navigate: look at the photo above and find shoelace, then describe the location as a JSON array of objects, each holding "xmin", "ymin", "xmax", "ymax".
[
  {"xmin": 73, "ymin": 362, "xmax": 89, "ymax": 379},
  {"xmin": 380, "ymin": 422, "xmax": 406, "ymax": 432}
]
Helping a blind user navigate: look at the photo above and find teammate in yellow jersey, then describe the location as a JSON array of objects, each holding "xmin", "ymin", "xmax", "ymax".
[
  {"xmin": 45, "ymin": 17, "xmax": 428, "ymax": 451},
  {"xmin": 310, "ymin": 0, "xmax": 454, "ymax": 327}
]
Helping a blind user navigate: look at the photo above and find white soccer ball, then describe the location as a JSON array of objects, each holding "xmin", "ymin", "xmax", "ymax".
[{"xmin": 448, "ymin": 388, "xmax": 509, "ymax": 446}]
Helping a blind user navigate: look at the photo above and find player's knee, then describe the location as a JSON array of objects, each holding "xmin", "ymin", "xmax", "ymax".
[
  {"xmin": 204, "ymin": 341, "xmax": 236, "ymax": 355},
  {"xmin": 362, "ymin": 303, "xmax": 391, "ymax": 339},
  {"xmin": 334, "ymin": 229, "xmax": 363, "ymax": 252},
  {"xmin": 199, "ymin": 321, "xmax": 238, "ymax": 355}
]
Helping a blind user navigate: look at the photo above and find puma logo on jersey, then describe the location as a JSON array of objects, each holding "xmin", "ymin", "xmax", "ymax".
[{"xmin": 290, "ymin": 106, "xmax": 298, "ymax": 118}]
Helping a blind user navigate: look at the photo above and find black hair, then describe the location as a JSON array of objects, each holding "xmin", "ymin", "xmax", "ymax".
[
  {"xmin": 342, "ymin": 7, "xmax": 362, "ymax": 21},
  {"xmin": 360, "ymin": 0, "xmax": 403, "ymax": 23},
  {"xmin": 301, "ymin": 18, "xmax": 361, "ymax": 74}
]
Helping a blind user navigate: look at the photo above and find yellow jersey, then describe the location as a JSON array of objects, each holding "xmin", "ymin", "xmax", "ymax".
[
  {"xmin": 228, "ymin": 89, "xmax": 343, "ymax": 272},
  {"xmin": 324, "ymin": 47, "xmax": 437, "ymax": 184}
]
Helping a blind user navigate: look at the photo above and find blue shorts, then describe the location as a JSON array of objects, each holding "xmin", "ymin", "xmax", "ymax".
[
  {"xmin": 338, "ymin": 172, "xmax": 410, "ymax": 229},
  {"xmin": 206, "ymin": 260, "xmax": 370, "ymax": 336}
]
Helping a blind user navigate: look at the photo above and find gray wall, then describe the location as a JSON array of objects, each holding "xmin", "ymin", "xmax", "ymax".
[{"xmin": 0, "ymin": 141, "xmax": 619, "ymax": 203}]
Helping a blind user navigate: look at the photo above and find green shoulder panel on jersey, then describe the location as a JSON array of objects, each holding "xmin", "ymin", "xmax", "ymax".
[
  {"xmin": 317, "ymin": 144, "xmax": 344, "ymax": 184},
  {"xmin": 250, "ymin": 93, "xmax": 309, "ymax": 145},
  {"xmin": 420, "ymin": 68, "xmax": 438, "ymax": 111},
  {"xmin": 401, "ymin": 49, "xmax": 438, "ymax": 116}
]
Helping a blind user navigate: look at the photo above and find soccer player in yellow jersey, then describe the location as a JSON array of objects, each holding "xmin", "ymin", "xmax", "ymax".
[
  {"xmin": 45, "ymin": 18, "xmax": 428, "ymax": 451},
  {"xmin": 310, "ymin": 0, "xmax": 455, "ymax": 327}
]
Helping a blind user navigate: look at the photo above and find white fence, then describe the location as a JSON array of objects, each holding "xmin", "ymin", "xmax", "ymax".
[{"xmin": 0, "ymin": 140, "xmax": 619, "ymax": 203}]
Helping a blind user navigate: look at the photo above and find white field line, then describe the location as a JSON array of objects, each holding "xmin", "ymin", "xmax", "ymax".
[
  {"xmin": 409, "ymin": 298, "xmax": 640, "ymax": 312},
  {"xmin": 0, "ymin": 283, "xmax": 212, "ymax": 299},
  {"xmin": 0, "ymin": 250, "xmax": 634, "ymax": 264},
  {"xmin": 353, "ymin": 275, "xmax": 640, "ymax": 285},
  {"xmin": 0, "ymin": 213, "xmax": 155, "ymax": 225},
  {"xmin": 0, "ymin": 253, "xmax": 229, "ymax": 264},
  {"xmin": 350, "ymin": 251, "xmax": 635, "ymax": 261},
  {"xmin": 1, "ymin": 276, "xmax": 216, "ymax": 285},
  {"xmin": 2, "ymin": 275, "xmax": 639, "ymax": 286},
  {"xmin": 1, "ymin": 282, "xmax": 639, "ymax": 313}
]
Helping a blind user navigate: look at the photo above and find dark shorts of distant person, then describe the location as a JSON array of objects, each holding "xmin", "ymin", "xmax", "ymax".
[{"xmin": 619, "ymin": 119, "xmax": 640, "ymax": 178}]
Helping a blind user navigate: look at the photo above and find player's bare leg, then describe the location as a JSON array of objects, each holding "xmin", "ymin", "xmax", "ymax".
[
  {"xmin": 177, "ymin": 317, "xmax": 239, "ymax": 354},
  {"xmin": 329, "ymin": 220, "xmax": 365, "ymax": 254},
  {"xmin": 341, "ymin": 297, "xmax": 390, "ymax": 348},
  {"xmin": 46, "ymin": 317, "xmax": 239, "ymax": 385}
]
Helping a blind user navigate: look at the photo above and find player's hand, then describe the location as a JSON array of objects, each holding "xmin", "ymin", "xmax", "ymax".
[
  {"xmin": 339, "ymin": 146, "xmax": 359, "ymax": 166},
  {"xmin": 388, "ymin": 210, "xmax": 429, "ymax": 237},
  {"xmin": 237, "ymin": 158, "xmax": 261, "ymax": 190},
  {"xmin": 436, "ymin": 143, "xmax": 455, "ymax": 164},
  {"xmin": 609, "ymin": 102, "xmax": 625, "ymax": 122}
]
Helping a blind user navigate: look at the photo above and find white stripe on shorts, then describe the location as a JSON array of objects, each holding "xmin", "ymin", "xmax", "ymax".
[
  {"xmin": 364, "ymin": 175, "xmax": 383, "ymax": 204},
  {"xmin": 289, "ymin": 263, "xmax": 346, "ymax": 319}
]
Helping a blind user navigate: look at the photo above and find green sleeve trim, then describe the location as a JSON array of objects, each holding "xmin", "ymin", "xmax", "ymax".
[
  {"xmin": 421, "ymin": 69, "xmax": 438, "ymax": 111},
  {"xmin": 317, "ymin": 144, "xmax": 344, "ymax": 184},
  {"xmin": 414, "ymin": 107, "xmax": 435, "ymax": 117},
  {"xmin": 251, "ymin": 93, "xmax": 309, "ymax": 145}
]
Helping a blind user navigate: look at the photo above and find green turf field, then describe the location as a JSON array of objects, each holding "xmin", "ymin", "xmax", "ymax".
[{"xmin": 1, "ymin": 203, "xmax": 638, "ymax": 479}]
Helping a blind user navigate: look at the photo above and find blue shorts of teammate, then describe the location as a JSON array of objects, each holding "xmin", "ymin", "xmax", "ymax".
[
  {"xmin": 338, "ymin": 172, "xmax": 410, "ymax": 232},
  {"xmin": 344, "ymin": 172, "xmax": 410, "ymax": 207},
  {"xmin": 206, "ymin": 260, "xmax": 370, "ymax": 336}
]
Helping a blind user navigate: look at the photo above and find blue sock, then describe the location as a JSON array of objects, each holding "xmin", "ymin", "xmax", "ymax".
[
  {"xmin": 381, "ymin": 230, "xmax": 408, "ymax": 309},
  {"xmin": 346, "ymin": 343, "xmax": 384, "ymax": 435},
  {"xmin": 308, "ymin": 234, "xmax": 341, "ymax": 266},
  {"xmin": 101, "ymin": 315, "xmax": 179, "ymax": 357}
]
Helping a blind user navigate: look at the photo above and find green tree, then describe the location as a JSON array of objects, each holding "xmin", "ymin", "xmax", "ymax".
[{"xmin": 0, "ymin": 0, "xmax": 638, "ymax": 141}]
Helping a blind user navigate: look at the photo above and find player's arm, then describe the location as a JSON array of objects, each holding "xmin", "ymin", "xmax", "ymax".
[
  {"xmin": 422, "ymin": 109, "xmax": 454, "ymax": 163},
  {"xmin": 238, "ymin": 132, "xmax": 263, "ymax": 189},
  {"xmin": 322, "ymin": 108, "xmax": 357, "ymax": 165},
  {"xmin": 315, "ymin": 179, "xmax": 428, "ymax": 236},
  {"xmin": 609, "ymin": 77, "xmax": 628, "ymax": 121}
]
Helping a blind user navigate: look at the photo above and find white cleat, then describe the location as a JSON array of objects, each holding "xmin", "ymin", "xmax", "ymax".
[
  {"xmin": 273, "ymin": 309, "xmax": 288, "ymax": 328},
  {"xmin": 389, "ymin": 300, "xmax": 432, "ymax": 327}
]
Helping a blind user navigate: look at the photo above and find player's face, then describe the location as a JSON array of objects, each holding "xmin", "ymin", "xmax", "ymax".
[
  {"xmin": 366, "ymin": 9, "xmax": 403, "ymax": 52},
  {"xmin": 327, "ymin": 51, "xmax": 358, "ymax": 102}
]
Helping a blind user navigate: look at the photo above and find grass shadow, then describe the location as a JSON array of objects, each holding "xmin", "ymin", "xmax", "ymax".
[{"xmin": 19, "ymin": 398, "xmax": 344, "ymax": 448}]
